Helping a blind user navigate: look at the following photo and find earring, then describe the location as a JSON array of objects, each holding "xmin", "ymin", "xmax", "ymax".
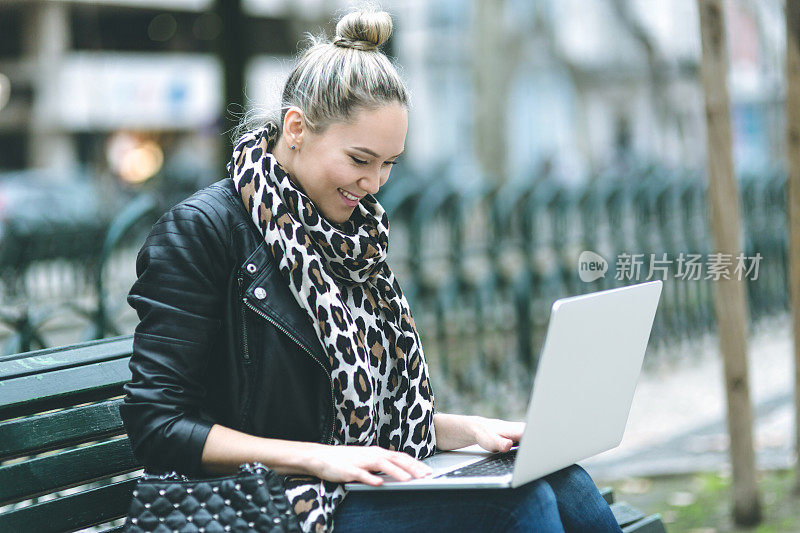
[{"xmin": 290, "ymin": 145, "xmax": 296, "ymax": 150}]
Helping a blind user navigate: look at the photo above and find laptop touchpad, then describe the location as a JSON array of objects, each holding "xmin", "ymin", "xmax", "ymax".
[{"xmin": 420, "ymin": 447, "xmax": 494, "ymax": 476}]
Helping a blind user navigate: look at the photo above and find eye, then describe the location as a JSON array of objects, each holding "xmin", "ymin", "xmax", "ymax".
[
  {"xmin": 350, "ymin": 156, "xmax": 368, "ymax": 165},
  {"xmin": 384, "ymin": 160, "xmax": 399, "ymax": 166}
]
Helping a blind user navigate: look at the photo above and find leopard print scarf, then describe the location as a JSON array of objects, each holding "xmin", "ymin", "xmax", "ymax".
[{"xmin": 228, "ymin": 123, "xmax": 437, "ymax": 532}]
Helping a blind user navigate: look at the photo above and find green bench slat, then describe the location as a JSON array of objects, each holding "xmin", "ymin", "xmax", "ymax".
[
  {"xmin": 610, "ymin": 501, "xmax": 647, "ymax": 528},
  {"xmin": 0, "ymin": 437, "xmax": 138, "ymax": 505},
  {"xmin": 599, "ymin": 486, "xmax": 614, "ymax": 505},
  {"xmin": 0, "ymin": 478, "xmax": 139, "ymax": 533},
  {"xmin": 622, "ymin": 513, "xmax": 668, "ymax": 533},
  {"xmin": 0, "ymin": 399, "xmax": 125, "ymax": 461},
  {"xmin": 0, "ymin": 358, "xmax": 131, "ymax": 419},
  {"xmin": 0, "ymin": 335, "xmax": 133, "ymax": 380}
]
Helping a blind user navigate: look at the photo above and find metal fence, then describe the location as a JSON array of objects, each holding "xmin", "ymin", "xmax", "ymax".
[
  {"xmin": 0, "ymin": 193, "xmax": 159, "ymax": 354},
  {"xmin": 0, "ymin": 168, "xmax": 210, "ymax": 354},
  {"xmin": 373, "ymin": 164, "xmax": 788, "ymax": 409},
  {"xmin": 0, "ymin": 166, "xmax": 790, "ymax": 408}
]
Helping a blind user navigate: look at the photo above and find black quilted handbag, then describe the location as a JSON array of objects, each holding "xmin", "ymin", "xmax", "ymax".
[{"xmin": 124, "ymin": 462, "xmax": 302, "ymax": 533}]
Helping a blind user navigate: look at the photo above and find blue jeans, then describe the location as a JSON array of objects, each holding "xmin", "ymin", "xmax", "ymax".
[{"xmin": 333, "ymin": 464, "xmax": 622, "ymax": 532}]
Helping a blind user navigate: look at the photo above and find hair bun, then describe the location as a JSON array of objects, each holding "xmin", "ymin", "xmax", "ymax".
[{"xmin": 334, "ymin": 7, "xmax": 393, "ymax": 51}]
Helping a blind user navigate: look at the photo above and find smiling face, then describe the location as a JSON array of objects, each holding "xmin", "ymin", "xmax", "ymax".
[{"xmin": 274, "ymin": 103, "xmax": 407, "ymax": 224}]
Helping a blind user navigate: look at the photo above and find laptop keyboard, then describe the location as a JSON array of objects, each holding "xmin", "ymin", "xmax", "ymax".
[{"xmin": 437, "ymin": 448, "xmax": 518, "ymax": 478}]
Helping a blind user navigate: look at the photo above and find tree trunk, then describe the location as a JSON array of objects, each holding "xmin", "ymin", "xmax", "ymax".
[
  {"xmin": 696, "ymin": 0, "xmax": 761, "ymax": 525},
  {"xmin": 785, "ymin": 0, "xmax": 800, "ymax": 496},
  {"xmin": 472, "ymin": 0, "xmax": 522, "ymax": 184}
]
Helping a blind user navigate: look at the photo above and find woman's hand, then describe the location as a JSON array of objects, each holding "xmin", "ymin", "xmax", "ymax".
[
  {"xmin": 469, "ymin": 416, "xmax": 526, "ymax": 453},
  {"xmin": 306, "ymin": 444, "xmax": 433, "ymax": 486},
  {"xmin": 432, "ymin": 413, "xmax": 525, "ymax": 452}
]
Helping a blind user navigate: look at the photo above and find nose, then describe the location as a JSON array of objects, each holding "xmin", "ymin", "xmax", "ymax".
[{"xmin": 358, "ymin": 171, "xmax": 382, "ymax": 196}]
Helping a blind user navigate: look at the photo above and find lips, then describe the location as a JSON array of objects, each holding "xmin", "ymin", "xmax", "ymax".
[
  {"xmin": 338, "ymin": 188, "xmax": 362, "ymax": 207},
  {"xmin": 338, "ymin": 188, "xmax": 362, "ymax": 201}
]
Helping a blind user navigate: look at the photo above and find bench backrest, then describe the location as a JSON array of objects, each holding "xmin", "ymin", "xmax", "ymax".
[{"xmin": 0, "ymin": 335, "xmax": 138, "ymax": 532}]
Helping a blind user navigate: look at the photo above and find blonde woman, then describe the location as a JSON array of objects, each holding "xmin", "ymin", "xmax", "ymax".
[{"xmin": 121, "ymin": 6, "xmax": 622, "ymax": 532}]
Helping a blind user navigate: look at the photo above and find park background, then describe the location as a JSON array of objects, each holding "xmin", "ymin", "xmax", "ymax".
[{"xmin": 0, "ymin": 0, "xmax": 797, "ymax": 531}]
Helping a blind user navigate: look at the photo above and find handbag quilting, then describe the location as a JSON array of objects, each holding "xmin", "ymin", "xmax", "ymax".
[{"xmin": 124, "ymin": 462, "xmax": 301, "ymax": 533}]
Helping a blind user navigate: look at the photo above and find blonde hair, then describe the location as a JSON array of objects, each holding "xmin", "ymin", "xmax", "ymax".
[{"xmin": 232, "ymin": 4, "xmax": 410, "ymax": 142}]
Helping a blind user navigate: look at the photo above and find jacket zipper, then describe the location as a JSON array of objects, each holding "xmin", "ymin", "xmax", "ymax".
[
  {"xmin": 241, "ymin": 295, "xmax": 335, "ymax": 445},
  {"xmin": 236, "ymin": 276, "xmax": 252, "ymax": 364}
]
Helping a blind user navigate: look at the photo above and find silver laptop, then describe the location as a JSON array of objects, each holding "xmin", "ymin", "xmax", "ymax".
[{"xmin": 346, "ymin": 280, "xmax": 662, "ymax": 491}]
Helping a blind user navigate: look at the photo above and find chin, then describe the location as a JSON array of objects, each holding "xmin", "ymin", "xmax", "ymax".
[{"xmin": 321, "ymin": 210, "xmax": 352, "ymax": 225}]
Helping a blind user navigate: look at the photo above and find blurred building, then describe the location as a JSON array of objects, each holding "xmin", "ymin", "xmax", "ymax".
[
  {"xmin": 0, "ymin": 0, "xmax": 326, "ymax": 183},
  {"xmin": 0, "ymin": 0, "xmax": 787, "ymax": 184},
  {"xmin": 395, "ymin": 0, "xmax": 785, "ymax": 182}
]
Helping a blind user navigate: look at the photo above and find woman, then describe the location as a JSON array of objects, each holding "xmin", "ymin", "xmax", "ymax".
[{"xmin": 121, "ymin": 6, "xmax": 622, "ymax": 533}]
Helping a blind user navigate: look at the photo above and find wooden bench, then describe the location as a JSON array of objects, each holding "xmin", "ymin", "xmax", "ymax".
[
  {"xmin": 0, "ymin": 335, "xmax": 138, "ymax": 532},
  {"xmin": 0, "ymin": 336, "xmax": 667, "ymax": 532}
]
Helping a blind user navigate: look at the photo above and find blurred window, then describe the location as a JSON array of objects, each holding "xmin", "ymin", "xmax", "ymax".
[
  {"xmin": 427, "ymin": 0, "xmax": 469, "ymax": 28},
  {"xmin": 0, "ymin": 134, "xmax": 26, "ymax": 170},
  {"xmin": 71, "ymin": 6, "xmax": 211, "ymax": 52},
  {"xmin": 69, "ymin": 5, "xmax": 294, "ymax": 55},
  {"xmin": 0, "ymin": 6, "xmax": 22, "ymax": 59},
  {"xmin": 244, "ymin": 18, "xmax": 293, "ymax": 55}
]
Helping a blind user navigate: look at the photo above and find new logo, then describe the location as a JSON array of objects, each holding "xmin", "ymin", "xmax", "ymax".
[{"xmin": 578, "ymin": 250, "xmax": 608, "ymax": 282}]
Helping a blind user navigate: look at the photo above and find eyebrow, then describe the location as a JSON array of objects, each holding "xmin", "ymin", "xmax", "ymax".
[{"xmin": 351, "ymin": 147, "xmax": 404, "ymax": 159}]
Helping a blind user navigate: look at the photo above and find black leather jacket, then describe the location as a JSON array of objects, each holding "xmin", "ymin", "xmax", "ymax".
[{"xmin": 120, "ymin": 178, "xmax": 334, "ymax": 475}]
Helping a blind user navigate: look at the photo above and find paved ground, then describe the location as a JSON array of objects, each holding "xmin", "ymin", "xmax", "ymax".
[{"xmin": 582, "ymin": 314, "xmax": 796, "ymax": 483}]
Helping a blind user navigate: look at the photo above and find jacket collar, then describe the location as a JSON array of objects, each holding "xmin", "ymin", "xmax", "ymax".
[{"xmin": 238, "ymin": 241, "xmax": 330, "ymax": 372}]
